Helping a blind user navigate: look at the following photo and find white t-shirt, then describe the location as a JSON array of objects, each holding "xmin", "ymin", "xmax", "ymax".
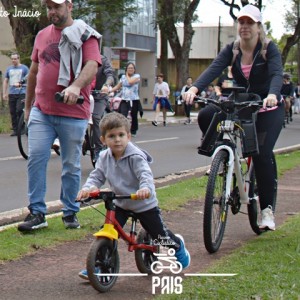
[{"xmin": 153, "ymin": 81, "xmax": 170, "ymax": 97}]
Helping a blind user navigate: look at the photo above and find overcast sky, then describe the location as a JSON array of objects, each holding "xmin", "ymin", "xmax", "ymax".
[{"xmin": 196, "ymin": 0, "xmax": 292, "ymax": 39}]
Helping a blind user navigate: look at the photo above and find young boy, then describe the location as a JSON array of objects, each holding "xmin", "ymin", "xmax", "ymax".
[{"xmin": 77, "ymin": 112, "xmax": 190, "ymax": 279}]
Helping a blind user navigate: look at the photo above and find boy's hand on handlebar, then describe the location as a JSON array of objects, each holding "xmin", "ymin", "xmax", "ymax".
[
  {"xmin": 263, "ymin": 94, "xmax": 278, "ymax": 109},
  {"xmin": 136, "ymin": 188, "xmax": 150, "ymax": 200},
  {"xmin": 76, "ymin": 185, "xmax": 98, "ymax": 201},
  {"xmin": 76, "ymin": 189, "xmax": 89, "ymax": 201}
]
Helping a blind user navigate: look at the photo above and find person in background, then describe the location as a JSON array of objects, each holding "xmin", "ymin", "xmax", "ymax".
[
  {"xmin": 215, "ymin": 66, "xmax": 235, "ymax": 99},
  {"xmin": 181, "ymin": 77, "xmax": 193, "ymax": 125},
  {"xmin": 280, "ymin": 73, "xmax": 294, "ymax": 124},
  {"xmin": 152, "ymin": 73, "xmax": 172, "ymax": 127},
  {"xmin": 182, "ymin": 4, "xmax": 284, "ymax": 231},
  {"xmin": 17, "ymin": 0, "xmax": 101, "ymax": 232},
  {"xmin": 110, "ymin": 62, "xmax": 141, "ymax": 137},
  {"xmin": 91, "ymin": 55, "xmax": 115, "ymax": 161},
  {"xmin": 3, "ymin": 53, "xmax": 29, "ymax": 136},
  {"xmin": 294, "ymin": 82, "xmax": 300, "ymax": 114},
  {"xmin": 203, "ymin": 83, "xmax": 216, "ymax": 99},
  {"xmin": 77, "ymin": 112, "xmax": 190, "ymax": 279}
]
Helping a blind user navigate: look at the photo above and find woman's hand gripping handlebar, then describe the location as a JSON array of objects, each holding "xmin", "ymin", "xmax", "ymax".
[{"xmin": 55, "ymin": 92, "xmax": 84, "ymax": 105}]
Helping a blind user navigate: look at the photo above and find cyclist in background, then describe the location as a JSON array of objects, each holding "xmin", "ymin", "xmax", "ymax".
[
  {"xmin": 91, "ymin": 55, "xmax": 115, "ymax": 161},
  {"xmin": 182, "ymin": 4, "xmax": 284, "ymax": 231},
  {"xmin": 280, "ymin": 73, "xmax": 294, "ymax": 124}
]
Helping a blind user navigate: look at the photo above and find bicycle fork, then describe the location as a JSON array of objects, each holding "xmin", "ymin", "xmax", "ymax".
[{"xmin": 212, "ymin": 144, "xmax": 253, "ymax": 206}]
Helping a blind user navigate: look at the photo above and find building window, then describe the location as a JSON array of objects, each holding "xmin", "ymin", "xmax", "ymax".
[{"xmin": 125, "ymin": 0, "xmax": 156, "ymax": 37}]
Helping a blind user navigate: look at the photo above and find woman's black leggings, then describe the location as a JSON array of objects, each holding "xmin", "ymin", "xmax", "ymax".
[
  {"xmin": 184, "ymin": 102, "xmax": 192, "ymax": 118},
  {"xmin": 119, "ymin": 100, "xmax": 140, "ymax": 134},
  {"xmin": 198, "ymin": 104, "xmax": 284, "ymax": 210}
]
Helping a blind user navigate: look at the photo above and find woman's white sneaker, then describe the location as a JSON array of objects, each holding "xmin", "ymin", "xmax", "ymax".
[{"xmin": 259, "ymin": 205, "xmax": 275, "ymax": 231}]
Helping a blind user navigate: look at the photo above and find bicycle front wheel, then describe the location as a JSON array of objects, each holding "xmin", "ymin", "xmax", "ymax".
[
  {"xmin": 86, "ymin": 238, "xmax": 120, "ymax": 293},
  {"xmin": 17, "ymin": 112, "xmax": 28, "ymax": 160},
  {"xmin": 203, "ymin": 150, "xmax": 229, "ymax": 253}
]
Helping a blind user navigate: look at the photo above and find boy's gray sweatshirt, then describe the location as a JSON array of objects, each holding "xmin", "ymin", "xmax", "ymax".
[{"xmin": 82, "ymin": 142, "xmax": 158, "ymax": 213}]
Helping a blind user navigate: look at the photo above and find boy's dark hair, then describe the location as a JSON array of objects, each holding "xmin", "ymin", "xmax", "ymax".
[{"xmin": 100, "ymin": 112, "xmax": 130, "ymax": 137}]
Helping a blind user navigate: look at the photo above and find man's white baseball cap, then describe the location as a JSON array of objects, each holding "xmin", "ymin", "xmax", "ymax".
[{"xmin": 237, "ymin": 4, "xmax": 262, "ymax": 23}]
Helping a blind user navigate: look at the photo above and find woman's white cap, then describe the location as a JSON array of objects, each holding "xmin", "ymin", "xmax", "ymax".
[{"xmin": 237, "ymin": 4, "xmax": 262, "ymax": 23}]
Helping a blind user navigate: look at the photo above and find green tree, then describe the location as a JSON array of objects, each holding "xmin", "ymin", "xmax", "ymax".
[
  {"xmin": 72, "ymin": 0, "xmax": 138, "ymax": 45},
  {"xmin": 281, "ymin": 0, "xmax": 300, "ymax": 78},
  {"xmin": 0, "ymin": 0, "xmax": 48, "ymax": 65},
  {"xmin": 0, "ymin": 0, "xmax": 138, "ymax": 64}
]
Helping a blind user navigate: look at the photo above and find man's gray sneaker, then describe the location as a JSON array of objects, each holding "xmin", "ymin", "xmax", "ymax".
[
  {"xmin": 62, "ymin": 214, "xmax": 80, "ymax": 229},
  {"xmin": 18, "ymin": 213, "xmax": 48, "ymax": 232}
]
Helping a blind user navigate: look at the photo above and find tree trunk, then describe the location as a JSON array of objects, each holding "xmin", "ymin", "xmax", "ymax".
[
  {"xmin": 1, "ymin": 0, "xmax": 48, "ymax": 64},
  {"xmin": 281, "ymin": 18, "xmax": 300, "ymax": 66},
  {"xmin": 160, "ymin": 28, "xmax": 169, "ymax": 81},
  {"xmin": 162, "ymin": 0, "xmax": 200, "ymax": 90}
]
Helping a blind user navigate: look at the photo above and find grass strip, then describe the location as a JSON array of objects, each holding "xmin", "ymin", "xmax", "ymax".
[
  {"xmin": 0, "ymin": 151, "xmax": 299, "ymax": 264},
  {"xmin": 158, "ymin": 215, "xmax": 300, "ymax": 299}
]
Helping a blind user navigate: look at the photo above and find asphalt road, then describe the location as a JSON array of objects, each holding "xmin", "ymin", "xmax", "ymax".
[{"xmin": 0, "ymin": 115, "xmax": 299, "ymax": 214}]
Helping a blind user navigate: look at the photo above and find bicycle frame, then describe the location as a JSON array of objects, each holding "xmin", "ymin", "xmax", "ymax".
[
  {"xmin": 88, "ymin": 191, "xmax": 158, "ymax": 253},
  {"xmin": 211, "ymin": 120, "xmax": 254, "ymax": 205}
]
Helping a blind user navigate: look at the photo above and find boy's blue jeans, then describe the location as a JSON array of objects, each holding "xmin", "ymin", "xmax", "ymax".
[{"xmin": 27, "ymin": 107, "xmax": 88, "ymax": 217}]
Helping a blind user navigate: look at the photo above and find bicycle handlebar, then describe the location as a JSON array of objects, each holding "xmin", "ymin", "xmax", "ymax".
[
  {"xmin": 76, "ymin": 189, "xmax": 140, "ymax": 203},
  {"xmin": 55, "ymin": 92, "xmax": 84, "ymax": 104},
  {"xmin": 91, "ymin": 90, "xmax": 109, "ymax": 97},
  {"xmin": 195, "ymin": 96, "xmax": 263, "ymax": 109}
]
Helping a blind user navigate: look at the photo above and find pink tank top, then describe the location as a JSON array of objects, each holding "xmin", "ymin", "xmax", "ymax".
[{"xmin": 241, "ymin": 64, "xmax": 252, "ymax": 79}]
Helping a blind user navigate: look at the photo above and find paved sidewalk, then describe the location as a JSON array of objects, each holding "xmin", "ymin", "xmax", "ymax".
[{"xmin": 141, "ymin": 109, "xmax": 198, "ymax": 125}]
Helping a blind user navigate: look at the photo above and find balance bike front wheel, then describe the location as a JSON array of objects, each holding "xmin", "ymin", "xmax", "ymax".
[{"xmin": 86, "ymin": 238, "xmax": 120, "ymax": 293}]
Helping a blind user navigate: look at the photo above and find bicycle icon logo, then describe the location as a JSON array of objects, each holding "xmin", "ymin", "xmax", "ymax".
[{"xmin": 151, "ymin": 248, "xmax": 183, "ymax": 274}]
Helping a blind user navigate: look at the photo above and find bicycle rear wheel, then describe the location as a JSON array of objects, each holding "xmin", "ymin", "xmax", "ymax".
[
  {"xmin": 82, "ymin": 125, "xmax": 96, "ymax": 167},
  {"xmin": 135, "ymin": 228, "xmax": 159, "ymax": 274},
  {"xmin": 88, "ymin": 126, "xmax": 96, "ymax": 167},
  {"xmin": 17, "ymin": 112, "xmax": 28, "ymax": 160},
  {"xmin": 248, "ymin": 152, "xmax": 277, "ymax": 234},
  {"xmin": 203, "ymin": 150, "xmax": 229, "ymax": 253},
  {"xmin": 86, "ymin": 238, "xmax": 120, "ymax": 293}
]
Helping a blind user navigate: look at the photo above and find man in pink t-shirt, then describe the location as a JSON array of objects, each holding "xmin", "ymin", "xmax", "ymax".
[{"xmin": 18, "ymin": 0, "xmax": 101, "ymax": 233}]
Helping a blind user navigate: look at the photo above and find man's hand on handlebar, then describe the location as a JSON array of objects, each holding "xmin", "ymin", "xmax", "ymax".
[{"xmin": 60, "ymin": 85, "xmax": 82, "ymax": 105}]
